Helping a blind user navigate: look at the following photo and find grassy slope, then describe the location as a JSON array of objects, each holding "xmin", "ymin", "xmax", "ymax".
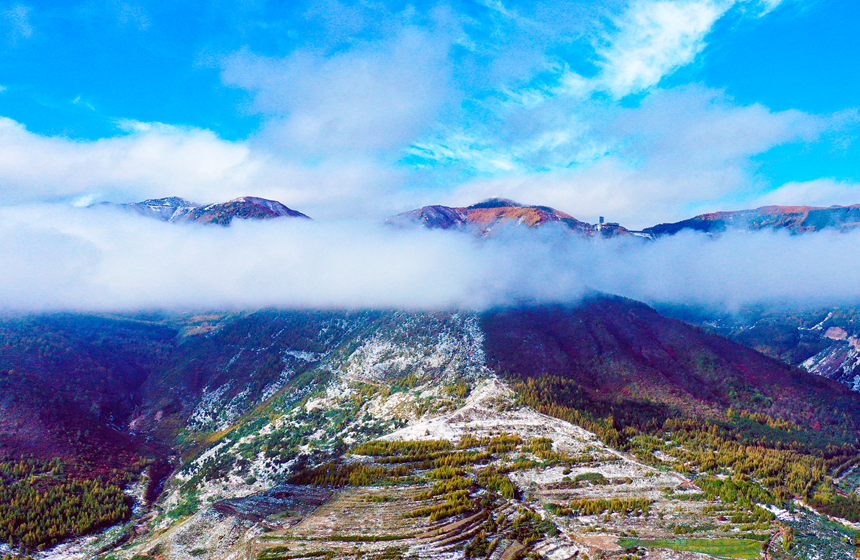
[{"xmin": 617, "ymin": 537, "xmax": 763, "ymax": 559}]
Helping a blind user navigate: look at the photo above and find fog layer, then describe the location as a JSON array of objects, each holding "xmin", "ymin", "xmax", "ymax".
[{"xmin": 1, "ymin": 204, "xmax": 857, "ymax": 313}]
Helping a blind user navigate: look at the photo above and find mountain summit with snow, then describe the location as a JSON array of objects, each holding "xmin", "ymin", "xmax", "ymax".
[{"xmin": 109, "ymin": 195, "xmax": 311, "ymax": 225}]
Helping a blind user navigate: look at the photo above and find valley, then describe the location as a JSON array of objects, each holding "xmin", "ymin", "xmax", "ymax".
[
  {"xmin": 3, "ymin": 297, "xmax": 860, "ymax": 560},
  {"xmin": 2, "ymin": 0, "xmax": 857, "ymax": 548}
]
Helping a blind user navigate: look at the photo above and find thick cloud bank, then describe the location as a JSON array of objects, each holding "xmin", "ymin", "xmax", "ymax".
[{"xmin": 1, "ymin": 204, "xmax": 858, "ymax": 313}]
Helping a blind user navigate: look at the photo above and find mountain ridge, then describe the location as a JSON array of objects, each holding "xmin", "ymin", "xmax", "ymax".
[
  {"xmin": 108, "ymin": 195, "xmax": 311, "ymax": 225},
  {"xmin": 644, "ymin": 203, "xmax": 860, "ymax": 236},
  {"xmin": 386, "ymin": 197, "xmax": 630, "ymax": 237},
  {"xmin": 104, "ymin": 195, "xmax": 860, "ymax": 238},
  {"xmin": 389, "ymin": 199, "xmax": 860, "ymax": 238}
]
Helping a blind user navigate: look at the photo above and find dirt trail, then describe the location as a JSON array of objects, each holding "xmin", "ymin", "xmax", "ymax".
[{"xmin": 764, "ymin": 525, "xmax": 786, "ymax": 560}]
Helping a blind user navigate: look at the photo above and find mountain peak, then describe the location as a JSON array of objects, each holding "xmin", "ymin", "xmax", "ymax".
[
  {"xmin": 107, "ymin": 195, "xmax": 311, "ymax": 225},
  {"xmin": 466, "ymin": 197, "xmax": 523, "ymax": 210},
  {"xmin": 120, "ymin": 196, "xmax": 200, "ymax": 222},
  {"xmin": 138, "ymin": 196, "xmax": 197, "ymax": 207},
  {"xmin": 388, "ymin": 199, "xmax": 596, "ymax": 236},
  {"xmin": 191, "ymin": 196, "xmax": 310, "ymax": 225}
]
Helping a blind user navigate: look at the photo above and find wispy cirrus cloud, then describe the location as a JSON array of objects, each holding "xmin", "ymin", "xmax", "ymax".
[
  {"xmin": 591, "ymin": 0, "xmax": 787, "ymax": 98},
  {"xmin": 750, "ymin": 178, "xmax": 860, "ymax": 208},
  {"xmin": 595, "ymin": 0, "xmax": 730, "ymax": 97},
  {"xmin": 401, "ymin": 0, "xmax": 857, "ymax": 227},
  {"xmin": 2, "ymin": 3, "xmax": 32, "ymax": 44}
]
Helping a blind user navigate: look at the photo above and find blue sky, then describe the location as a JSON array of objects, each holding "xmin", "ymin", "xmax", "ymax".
[{"xmin": 0, "ymin": 0, "xmax": 858, "ymax": 227}]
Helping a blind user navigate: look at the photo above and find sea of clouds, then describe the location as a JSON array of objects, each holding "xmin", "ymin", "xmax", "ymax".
[{"xmin": 1, "ymin": 203, "xmax": 858, "ymax": 314}]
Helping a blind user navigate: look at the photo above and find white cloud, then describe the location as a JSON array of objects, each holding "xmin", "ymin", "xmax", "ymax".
[
  {"xmin": 447, "ymin": 86, "xmax": 843, "ymax": 228},
  {"xmin": 0, "ymin": 117, "xmax": 257, "ymax": 204},
  {"xmin": 221, "ymin": 25, "xmax": 456, "ymax": 156},
  {"xmin": 584, "ymin": 228, "xmax": 860, "ymax": 311},
  {"xmin": 597, "ymin": 0, "xmax": 730, "ymax": 97},
  {"xmin": 750, "ymin": 179, "xmax": 860, "ymax": 208},
  {"xmin": 590, "ymin": 0, "xmax": 789, "ymax": 97},
  {"xmin": 1, "ymin": 203, "xmax": 860, "ymax": 313},
  {"xmin": 0, "ymin": 204, "xmax": 588, "ymax": 311},
  {"xmin": 0, "ymin": 117, "xmax": 410, "ymax": 218}
]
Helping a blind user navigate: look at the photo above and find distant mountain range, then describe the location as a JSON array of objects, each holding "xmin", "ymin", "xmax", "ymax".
[
  {"xmin": 106, "ymin": 195, "xmax": 311, "ymax": 225},
  {"xmin": 393, "ymin": 199, "xmax": 860, "ymax": 237},
  {"xmin": 104, "ymin": 195, "xmax": 860, "ymax": 237},
  {"xmin": 384, "ymin": 197, "xmax": 616, "ymax": 237},
  {"xmin": 644, "ymin": 204, "xmax": 860, "ymax": 236}
]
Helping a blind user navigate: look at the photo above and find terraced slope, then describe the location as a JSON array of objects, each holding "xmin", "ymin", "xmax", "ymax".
[{"xmin": 161, "ymin": 381, "xmax": 797, "ymax": 560}]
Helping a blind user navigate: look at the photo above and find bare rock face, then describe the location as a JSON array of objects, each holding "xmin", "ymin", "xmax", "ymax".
[
  {"xmin": 213, "ymin": 484, "xmax": 332, "ymax": 525},
  {"xmin": 803, "ymin": 335, "xmax": 860, "ymax": 392},
  {"xmin": 826, "ymin": 326, "xmax": 849, "ymax": 340}
]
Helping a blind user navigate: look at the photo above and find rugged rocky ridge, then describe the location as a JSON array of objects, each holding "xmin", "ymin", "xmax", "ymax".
[
  {"xmin": 110, "ymin": 196, "xmax": 860, "ymax": 239},
  {"xmin": 802, "ymin": 337, "xmax": 860, "ymax": 391},
  {"xmin": 119, "ymin": 196, "xmax": 199, "ymax": 222}
]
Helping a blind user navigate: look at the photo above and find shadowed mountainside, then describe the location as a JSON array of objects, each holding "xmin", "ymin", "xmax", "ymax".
[
  {"xmin": 4, "ymin": 298, "xmax": 859, "ymax": 470},
  {"xmin": 0, "ymin": 314, "xmax": 177, "ymax": 470},
  {"xmin": 662, "ymin": 304, "xmax": 860, "ymax": 395},
  {"xmin": 482, "ymin": 295, "xmax": 860, "ymax": 436}
]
